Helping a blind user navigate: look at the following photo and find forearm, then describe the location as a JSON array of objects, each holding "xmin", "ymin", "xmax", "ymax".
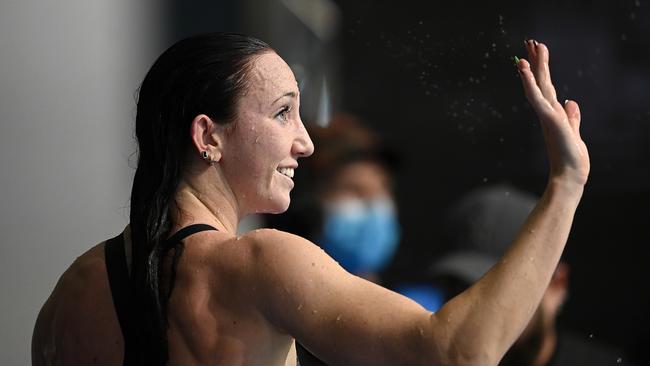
[{"xmin": 431, "ymin": 179, "xmax": 583, "ymax": 365}]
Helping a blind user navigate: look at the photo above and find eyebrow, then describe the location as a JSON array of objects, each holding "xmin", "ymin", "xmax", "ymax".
[{"xmin": 273, "ymin": 91, "xmax": 298, "ymax": 105}]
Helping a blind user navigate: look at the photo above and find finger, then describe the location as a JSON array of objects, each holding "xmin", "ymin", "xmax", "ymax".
[
  {"xmin": 524, "ymin": 39, "xmax": 538, "ymax": 64},
  {"xmin": 532, "ymin": 41, "xmax": 558, "ymax": 102},
  {"xmin": 563, "ymin": 99, "xmax": 581, "ymax": 137},
  {"xmin": 517, "ymin": 58, "xmax": 553, "ymax": 118}
]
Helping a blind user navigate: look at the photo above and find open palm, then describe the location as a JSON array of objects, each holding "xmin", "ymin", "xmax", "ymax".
[{"xmin": 517, "ymin": 40, "xmax": 590, "ymax": 187}]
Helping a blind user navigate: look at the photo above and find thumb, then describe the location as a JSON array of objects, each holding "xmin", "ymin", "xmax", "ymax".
[{"xmin": 564, "ymin": 99, "xmax": 581, "ymax": 137}]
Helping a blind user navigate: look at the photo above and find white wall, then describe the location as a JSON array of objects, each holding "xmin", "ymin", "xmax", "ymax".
[{"xmin": 0, "ymin": 1, "xmax": 164, "ymax": 364}]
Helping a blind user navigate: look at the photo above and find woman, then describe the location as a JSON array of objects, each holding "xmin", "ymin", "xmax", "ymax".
[{"xmin": 31, "ymin": 33, "xmax": 589, "ymax": 365}]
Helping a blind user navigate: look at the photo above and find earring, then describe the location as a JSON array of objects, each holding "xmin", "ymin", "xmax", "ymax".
[{"xmin": 202, "ymin": 150, "xmax": 216, "ymax": 165}]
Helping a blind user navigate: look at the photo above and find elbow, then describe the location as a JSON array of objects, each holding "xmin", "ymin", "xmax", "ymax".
[
  {"xmin": 444, "ymin": 341, "xmax": 500, "ymax": 366},
  {"xmin": 428, "ymin": 313, "xmax": 501, "ymax": 366}
]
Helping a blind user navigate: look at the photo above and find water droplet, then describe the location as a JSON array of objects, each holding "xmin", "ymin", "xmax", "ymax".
[
  {"xmin": 418, "ymin": 326, "xmax": 425, "ymax": 336},
  {"xmin": 254, "ymin": 136, "xmax": 260, "ymax": 144},
  {"xmin": 589, "ymin": 333, "xmax": 594, "ymax": 339},
  {"xmin": 336, "ymin": 314, "xmax": 342, "ymax": 322},
  {"xmin": 635, "ymin": 0, "xmax": 640, "ymax": 7},
  {"xmin": 482, "ymin": 177, "xmax": 488, "ymax": 183},
  {"xmin": 617, "ymin": 357, "xmax": 622, "ymax": 363},
  {"xmin": 529, "ymin": 229, "xmax": 535, "ymax": 234},
  {"xmin": 312, "ymin": 309, "xmax": 318, "ymax": 315}
]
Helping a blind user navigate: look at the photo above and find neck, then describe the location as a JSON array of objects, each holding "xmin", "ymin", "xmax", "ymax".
[{"xmin": 172, "ymin": 161, "xmax": 241, "ymax": 235}]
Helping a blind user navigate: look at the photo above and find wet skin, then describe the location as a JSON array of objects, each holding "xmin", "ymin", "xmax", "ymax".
[{"xmin": 32, "ymin": 41, "xmax": 589, "ymax": 366}]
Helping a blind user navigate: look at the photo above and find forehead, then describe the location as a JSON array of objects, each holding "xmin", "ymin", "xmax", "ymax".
[
  {"xmin": 330, "ymin": 160, "xmax": 392, "ymax": 198},
  {"xmin": 244, "ymin": 52, "xmax": 298, "ymax": 102}
]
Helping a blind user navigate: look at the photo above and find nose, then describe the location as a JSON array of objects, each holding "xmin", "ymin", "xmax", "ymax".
[{"xmin": 293, "ymin": 118, "xmax": 315, "ymax": 158}]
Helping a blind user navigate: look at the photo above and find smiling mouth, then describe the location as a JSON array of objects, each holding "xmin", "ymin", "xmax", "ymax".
[{"xmin": 277, "ymin": 167, "xmax": 295, "ymax": 179}]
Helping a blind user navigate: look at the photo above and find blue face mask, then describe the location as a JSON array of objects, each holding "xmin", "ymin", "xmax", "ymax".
[{"xmin": 319, "ymin": 197, "xmax": 401, "ymax": 275}]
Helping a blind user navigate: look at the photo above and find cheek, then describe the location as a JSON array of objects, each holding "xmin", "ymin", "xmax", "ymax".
[
  {"xmin": 227, "ymin": 122, "xmax": 287, "ymax": 183},
  {"xmin": 254, "ymin": 132, "xmax": 287, "ymax": 160}
]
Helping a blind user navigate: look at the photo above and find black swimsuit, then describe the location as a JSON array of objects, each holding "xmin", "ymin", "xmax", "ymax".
[{"xmin": 104, "ymin": 224, "xmax": 218, "ymax": 365}]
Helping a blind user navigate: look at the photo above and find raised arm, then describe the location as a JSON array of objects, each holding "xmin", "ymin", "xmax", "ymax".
[
  {"xmin": 429, "ymin": 40, "xmax": 589, "ymax": 363},
  {"xmin": 249, "ymin": 40, "xmax": 589, "ymax": 366},
  {"xmin": 429, "ymin": 39, "xmax": 589, "ymax": 363}
]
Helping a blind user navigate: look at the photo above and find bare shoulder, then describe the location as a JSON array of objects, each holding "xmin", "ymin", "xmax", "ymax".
[
  {"xmin": 198, "ymin": 228, "xmax": 347, "ymax": 317},
  {"xmin": 229, "ymin": 228, "xmax": 357, "ymax": 322},
  {"xmin": 32, "ymin": 241, "xmax": 123, "ymax": 366},
  {"xmin": 200, "ymin": 228, "xmax": 330, "ymax": 278},
  {"xmin": 228, "ymin": 229, "xmax": 436, "ymax": 365},
  {"xmin": 235, "ymin": 228, "xmax": 341, "ymax": 282},
  {"xmin": 243, "ymin": 228, "xmax": 330, "ymax": 262}
]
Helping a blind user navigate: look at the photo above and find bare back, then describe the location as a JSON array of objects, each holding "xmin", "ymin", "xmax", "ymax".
[{"xmin": 31, "ymin": 228, "xmax": 297, "ymax": 366}]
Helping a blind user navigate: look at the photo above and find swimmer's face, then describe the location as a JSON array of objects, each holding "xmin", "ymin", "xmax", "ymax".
[{"xmin": 220, "ymin": 52, "xmax": 314, "ymax": 215}]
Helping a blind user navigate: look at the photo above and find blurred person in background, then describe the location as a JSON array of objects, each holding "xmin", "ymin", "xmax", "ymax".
[{"xmin": 425, "ymin": 184, "xmax": 629, "ymax": 366}]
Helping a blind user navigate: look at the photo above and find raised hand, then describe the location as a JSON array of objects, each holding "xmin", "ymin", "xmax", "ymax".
[{"xmin": 517, "ymin": 40, "xmax": 590, "ymax": 187}]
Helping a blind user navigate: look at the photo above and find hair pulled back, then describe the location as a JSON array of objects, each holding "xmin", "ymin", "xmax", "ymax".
[{"xmin": 129, "ymin": 32, "xmax": 271, "ymax": 364}]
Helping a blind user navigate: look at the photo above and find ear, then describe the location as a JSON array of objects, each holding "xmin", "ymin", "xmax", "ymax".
[{"xmin": 190, "ymin": 114, "xmax": 223, "ymax": 162}]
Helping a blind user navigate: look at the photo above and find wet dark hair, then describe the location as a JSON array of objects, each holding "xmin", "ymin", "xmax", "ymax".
[{"xmin": 129, "ymin": 32, "xmax": 271, "ymax": 364}]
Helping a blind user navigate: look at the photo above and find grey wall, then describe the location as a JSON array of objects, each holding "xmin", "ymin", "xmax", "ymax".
[{"xmin": 0, "ymin": 1, "xmax": 165, "ymax": 364}]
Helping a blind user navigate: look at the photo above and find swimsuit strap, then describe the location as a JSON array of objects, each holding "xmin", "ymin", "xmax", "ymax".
[
  {"xmin": 165, "ymin": 223, "xmax": 219, "ymax": 244},
  {"xmin": 104, "ymin": 223, "xmax": 218, "ymax": 365}
]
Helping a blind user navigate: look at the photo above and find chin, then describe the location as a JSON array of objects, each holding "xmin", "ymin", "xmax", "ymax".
[
  {"xmin": 267, "ymin": 200, "xmax": 290, "ymax": 214},
  {"xmin": 265, "ymin": 194, "xmax": 291, "ymax": 214}
]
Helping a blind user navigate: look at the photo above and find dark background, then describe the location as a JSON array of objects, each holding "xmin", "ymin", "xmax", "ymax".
[{"xmin": 169, "ymin": 0, "xmax": 649, "ymax": 362}]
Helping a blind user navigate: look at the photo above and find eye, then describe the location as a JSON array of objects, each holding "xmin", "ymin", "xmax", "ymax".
[{"xmin": 275, "ymin": 106, "xmax": 291, "ymax": 122}]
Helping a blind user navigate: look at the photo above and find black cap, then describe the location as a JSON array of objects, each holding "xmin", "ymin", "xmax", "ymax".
[{"xmin": 429, "ymin": 184, "xmax": 537, "ymax": 284}]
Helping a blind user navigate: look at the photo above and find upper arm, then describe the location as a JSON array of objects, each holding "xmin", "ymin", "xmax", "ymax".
[{"xmin": 244, "ymin": 229, "xmax": 445, "ymax": 366}]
